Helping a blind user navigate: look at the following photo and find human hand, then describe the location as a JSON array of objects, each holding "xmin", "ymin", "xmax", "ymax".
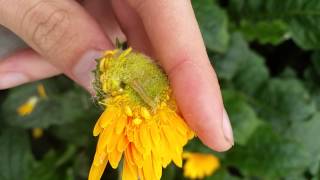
[{"xmin": 0, "ymin": 0, "xmax": 233, "ymax": 151}]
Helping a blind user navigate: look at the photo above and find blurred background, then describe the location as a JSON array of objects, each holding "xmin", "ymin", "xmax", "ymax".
[{"xmin": 1, "ymin": 0, "xmax": 320, "ymax": 179}]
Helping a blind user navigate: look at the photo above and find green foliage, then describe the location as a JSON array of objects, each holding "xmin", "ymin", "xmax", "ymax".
[
  {"xmin": 222, "ymin": 90, "xmax": 262, "ymax": 145},
  {"xmin": 192, "ymin": 0, "xmax": 229, "ymax": 53},
  {"xmin": 215, "ymin": 33, "xmax": 269, "ymax": 94},
  {"xmin": 1, "ymin": 78, "xmax": 98, "ymax": 128},
  {"xmin": 237, "ymin": 19, "xmax": 289, "ymax": 45},
  {"xmin": 226, "ymin": 124, "xmax": 309, "ymax": 178},
  {"xmin": 256, "ymin": 77, "xmax": 316, "ymax": 130},
  {"xmin": 1, "ymin": 0, "xmax": 320, "ymax": 179},
  {"xmin": 0, "ymin": 129, "xmax": 32, "ymax": 180},
  {"xmin": 228, "ymin": 0, "xmax": 320, "ymax": 49}
]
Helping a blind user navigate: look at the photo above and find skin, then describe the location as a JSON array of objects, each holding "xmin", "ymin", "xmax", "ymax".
[{"xmin": 0, "ymin": 0, "xmax": 233, "ymax": 151}]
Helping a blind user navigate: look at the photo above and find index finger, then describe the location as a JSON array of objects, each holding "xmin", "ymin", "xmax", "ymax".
[{"xmin": 127, "ymin": 0, "xmax": 234, "ymax": 151}]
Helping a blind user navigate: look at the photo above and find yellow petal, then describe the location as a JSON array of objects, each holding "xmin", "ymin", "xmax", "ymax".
[
  {"xmin": 117, "ymin": 135, "xmax": 129, "ymax": 152},
  {"xmin": 122, "ymin": 159, "xmax": 138, "ymax": 180},
  {"xmin": 132, "ymin": 144, "xmax": 144, "ymax": 168},
  {"xmin": 118, "ymin": 47, "xmax": 132, "ymax": 60},
  {"xmin": 37, "ymin": 84, "xmax": 48, "ymax": 99},
  {"xmin": 115, "ymin": 114, "xmax": 127, "ymax": 134},
  {"xmin": 99, "ymin": 57, "xmax": 106, "ymax": 71},
  {"xmin": 159, "ymin": 130, "xmax": 171, "ymax": 167},
  {"xmin": 140, "ymin": 107, "xmax": 151, "ymax": 120},
  {"xmin": 93, "ymin": 118, "xmax": 102, "ymax": 136},
  {"xmin": 108, "ymin": 150, "xmax": 122, "ymax": 169},
  {"xmin": 138, "ymin": 168, "xmax": 145, "ymax": 180},
  {"xmin": 142, "ymin": 154, "xmax": 155, "ymax": 180},
  {"xmin": 93, "ymin": 151, "xmax": 107, "ymax": 166},
  {"xmin": 17, "ymin": 96, "xmax": 38, "ymax": 116},
  {"xmin": 125, "ymin": 144, "xmax": 135, "ymax": 165},
  {"xmin": 139, "ymin": 124, "xmax": 151, "ymax": 153},
  {"xmin": 149, "ymin": 123, "xmax": 160, "ymax": 148},
  {"xmin": 127, "ymin": 128, "xmax": 134, "ymax": 142},
  {"xmin": 133, "ymin": 130, "xmax": 145, "ymax": 154},
  {"xmin": 99, "ymin": 106, "xmax": 120, "ymax": 128},
  {"xmin": 97, "ymin": 123, "xmax": 115, "ymax": 153},
  {"xmin": 107, "ymin": 132, "xmax": 121, "ymax": 153},
  {"xmin": 32, "ymin": 128, "xmax": 43, "ymax": 139},
  {"xmin": 89, "ymin": 157, "xmax": 108, "ymax": 180},
  {"xmin": 162, "ymin": 126, "xmax": 183, "ymax": 167},
  {"xmin": 152, "ymin": 152, "xmax": 162, "ymax": 180},
  {"xmin": 124, "ymin": 106, "xmax": 133, "ymax": 117}
]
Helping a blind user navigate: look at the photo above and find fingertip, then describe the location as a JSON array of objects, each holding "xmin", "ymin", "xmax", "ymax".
[
  {"xmin": 168, "ymin": 58, "xmax": 233, "ymax": 152},
  {"xmin": 0, "ymin": 72, "xmax": 29, "ymax": 90},
  {"xmin": 0, "ymin": 49, "xmax": 60, "ymax": 89},
  {"xmin": 190, "ymin": 105, "xmax": 233, "ymax": 152}
]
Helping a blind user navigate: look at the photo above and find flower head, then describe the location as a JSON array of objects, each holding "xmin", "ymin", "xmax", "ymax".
[
  {"xmin": 183, "ymin": 152, "xmax": 220, "ymax": 179},
  {"xmin": 89, "ymin": 48, "xmax": 194, "ymax": 180}
]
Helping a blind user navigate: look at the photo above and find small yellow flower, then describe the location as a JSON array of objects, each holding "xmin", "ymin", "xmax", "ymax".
[
  {"xmin": 16, "ymin": 83, "xmax": 48, "ymax": 117},
  {"xmin": 183, "ymin": 152, "xmax": 220, "ymax": 179},
  {"xmin": 17, "ymin": 96, "xmax": 39, "ymax": 116},
  {"xmin": 89, "ymin": 48, "xmax": 194, "ymax": 180},
  {"xmin": 32, "ymin": 128, "xmax": 44, "ymax": 139}
]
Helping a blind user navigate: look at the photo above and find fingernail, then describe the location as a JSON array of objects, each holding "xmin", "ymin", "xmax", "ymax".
[
  {"xmin": 72, "ymin": 50, "xmax": 102, "ymax": 93},
  {"xmin": 0, "ymin": 72, "xmax": 29, "ymax": 89},
  {"xmin": 222, "ymin": 108, "xmax": 234, "ymax": 146}
]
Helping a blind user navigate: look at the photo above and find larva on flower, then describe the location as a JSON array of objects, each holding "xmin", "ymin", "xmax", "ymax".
[{"xmin": 90, "ymin": 48, "xmax": 194, "ymax": 180}]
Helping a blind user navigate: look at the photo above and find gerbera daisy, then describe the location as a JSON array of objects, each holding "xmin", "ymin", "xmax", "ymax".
[
  {"xmin": 183, "ymin": 152, "xmax": 220, "ymax": 179},
  {"xmin": 89, "ymin": 48, "xmax": 194, "ymax": 180}
]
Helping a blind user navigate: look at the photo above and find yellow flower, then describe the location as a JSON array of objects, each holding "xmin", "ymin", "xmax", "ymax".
[
  {"xmin": 17, "ymin": 96, "xmax": 39, "ymax": 116},
  {"xmin": 16, "ymin": 84, "xmax": 48, "ymax": 117},
  {"xmin": 32, "ymin": 128, "xmax": 44, "ymax": 139},
  {"xmin": 183, "ymin": 152, "xmax": 220, "ymax": 179},
  {"xmin": 89, "ymin": 48, "xmax": 194, "ymax": 180}
]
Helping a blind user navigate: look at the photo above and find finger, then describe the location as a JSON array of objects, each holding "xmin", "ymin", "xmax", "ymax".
[
  {"xmin": 0, "ymin": 49, "xmax": 60, "ymax": 89},
  {"xmin": 128, "ymin": 0, "xmax": 233, "ymax": 151},
  {"xmin": 82, "ymin": 0, "xmax": 126, "ymax": 44},
  {"xmin": 0, "ymin": 0, "xmax": 113, "ymax": 92},
  {"xmin": 111, "ymin": 0, "xmax": 154, "ymax": 56}
]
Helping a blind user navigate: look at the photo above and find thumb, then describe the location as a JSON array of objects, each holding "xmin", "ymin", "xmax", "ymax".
[{"xmin": 0, "ymin": 0, "xmax": 112, "ymax": 91}]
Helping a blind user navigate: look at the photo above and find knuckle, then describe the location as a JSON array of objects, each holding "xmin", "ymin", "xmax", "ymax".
[
  {"xmin": 167, "ymin": 59, "xmax": 191, "ymax": 78},
  {"xmin": 21, "ymin": 2, "xmax": 70, "ymax": 53}
]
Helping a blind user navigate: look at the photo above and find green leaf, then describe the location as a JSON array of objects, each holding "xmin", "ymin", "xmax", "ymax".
[
  {"xmin": 223, "ymin": 90, "xmax": 262, "ymax": 145},
  {"xmin": 304, "ymin": 52, "xmax": 320, "ymax": 110},
  {"xmin": 50, "ymin": 113, "xmax": 98, "ymax": 147},
  {"xmin": 27, "ymin": 146, "xmax": 77, "ymax": 180},
  {"xmin": 2, "ymin": 79, "xmax": 97, "ymax": 128},
  {"xmin": 28, "ymin": 151, "xmax": 62, "ymax": 180},
  {"xmin": 285, "ymin": 113, "xmax": 320, "ymax": 166},
  {"xmin": 192, "ymin": 0, "xmax": 229, "ymax": 53},
  {"xmin": 229, "ymin": 0, "xmax": 320, "ymax": 50},
  {"xmin": 256, "ymin": 77, "xmax": 316, "ymax": 131},
  {"xmin": 214, "ymin": 33, "xmax": 249, "ymax": 80},
  {"xmin": 73, "ymin": 153, "xmax": 91, "ymax": 179},
  {"xmin": 205, "ymin": 168, "xmax": 240, "ymax": 180},
  {"xmin": 238, "ymin": 19, "xmax": 289, "ymax": 45},
  {"xmin": 0, "ymin": 129, "xmax": 33, "ymax": 180},
  {"xmin": 226, "ymin": 124, "xmax": 309, "ymax": 179},
  {"xmin": 161, "ymin": 164, "xmax": 176, "ymax": 180},
  {"xmin": 215, "ymin": 33, "xmax": 269, "ymax": 95}
]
